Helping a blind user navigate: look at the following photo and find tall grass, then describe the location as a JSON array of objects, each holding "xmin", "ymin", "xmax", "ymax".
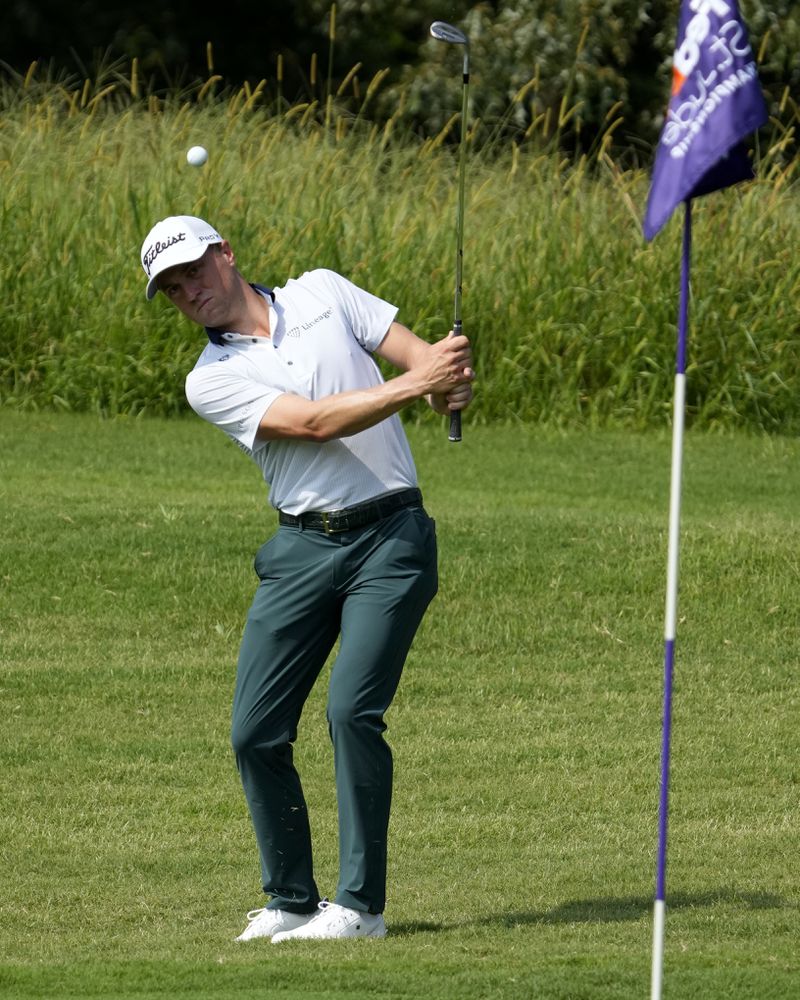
[{"xmin": 0, "ymin": 65, "xmax": 799, "ymax": 430}]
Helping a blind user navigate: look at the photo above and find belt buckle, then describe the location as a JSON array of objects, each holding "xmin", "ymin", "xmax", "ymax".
[{"xmin": 321, "ymin": 511, "xmax": 332, "ymax": 535}]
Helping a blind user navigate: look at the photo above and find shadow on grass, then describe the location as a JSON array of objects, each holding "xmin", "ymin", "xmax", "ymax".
[{"xmin": 390, "ymin": 889, "xmax": 788, "ymax": 937}]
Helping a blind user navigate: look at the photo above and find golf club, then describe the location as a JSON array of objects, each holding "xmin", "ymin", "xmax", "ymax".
[{"xmin": 430, "ymin": 20, "xmax": 470, "ymax": 443}]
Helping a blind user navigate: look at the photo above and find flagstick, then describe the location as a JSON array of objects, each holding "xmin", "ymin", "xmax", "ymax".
[{"xmin": 651, "ymin": 198, "xmax": 692, "ymax": 1000}]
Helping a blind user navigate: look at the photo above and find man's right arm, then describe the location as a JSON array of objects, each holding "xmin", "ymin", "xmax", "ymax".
[{"xmin": 255, "ymin": 331, "xmax": 472, "ymax": 443}]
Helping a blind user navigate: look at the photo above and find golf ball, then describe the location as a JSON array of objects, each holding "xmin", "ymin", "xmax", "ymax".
[{"xmin": 187, "ymin": 145, "xmax": 208, "ymax": 167}]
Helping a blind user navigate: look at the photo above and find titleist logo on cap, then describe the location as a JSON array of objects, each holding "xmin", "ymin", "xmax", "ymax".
[
  {"xmin": 142, "ymin": 229, "xmax": 220, "ymax": 275},
  {"xmin": 141, "ymin": 216, "xmax": 223, "ymax": 299},
  {"xmin": 142, "ymin": 232, "xmax": 186, "ymax": 275}
]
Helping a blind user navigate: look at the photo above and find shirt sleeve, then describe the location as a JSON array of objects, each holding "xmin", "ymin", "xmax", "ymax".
[
  {"xmin": 312, "ymin": 269, "xmax": 398, "ymax": 352},
  {"xmin": 185, "ymin": 362, "xmax": 281, "ymax": 453}
]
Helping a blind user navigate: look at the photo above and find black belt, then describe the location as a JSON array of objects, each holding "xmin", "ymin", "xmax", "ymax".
[{"xmin": 278, "ymin": 488, "xmax": 423, "ymax": 534}]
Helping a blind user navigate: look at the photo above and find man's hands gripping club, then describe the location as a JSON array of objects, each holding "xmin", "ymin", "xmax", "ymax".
[
  {"xmin": 256, "ymin": 323, "xmax": 474, "ymax": 443},
  {"xmin": 423, "ymin": 332, "xmax": 474, "ymax": 417}
]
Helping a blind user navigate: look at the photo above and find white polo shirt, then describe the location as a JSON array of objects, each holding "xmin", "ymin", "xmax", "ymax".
[{"xmin": 185, "ymin": 269, "xmax": 418, "ymax": 514}]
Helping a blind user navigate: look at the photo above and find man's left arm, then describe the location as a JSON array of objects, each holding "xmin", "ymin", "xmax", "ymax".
[{"xmin": 375, "ymin": 322, "xmax": 474, "ymax": 416}]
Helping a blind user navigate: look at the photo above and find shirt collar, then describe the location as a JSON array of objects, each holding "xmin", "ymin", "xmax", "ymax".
[{"xmin": 205, "ymin": 284, "xmax": 274, "ymax": 346}]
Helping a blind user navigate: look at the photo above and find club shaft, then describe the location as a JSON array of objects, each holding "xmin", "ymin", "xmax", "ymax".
[{"xmin": 449, "ymin": 54, "xmax": 469, "ymax": 443}]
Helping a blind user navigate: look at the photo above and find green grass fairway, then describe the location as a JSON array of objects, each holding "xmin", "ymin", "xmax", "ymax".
[{"xmin": 1, "ymin": 411, "xmax": 798, "ymax": 999}]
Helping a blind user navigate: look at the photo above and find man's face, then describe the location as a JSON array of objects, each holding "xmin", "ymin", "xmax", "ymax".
[{"xmin": 156, "ymin": 242, "xmax": 238, "ymax": 327}]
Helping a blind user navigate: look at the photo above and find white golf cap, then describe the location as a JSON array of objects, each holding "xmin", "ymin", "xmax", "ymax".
[{"xmin": 140, "ymin": 215, "xmax": 223, "ymax": 299}]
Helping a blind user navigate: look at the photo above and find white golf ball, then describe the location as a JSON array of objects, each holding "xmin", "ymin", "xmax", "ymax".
[{"xmin": 186, "ymin": 145, "xmax": 208, "ymax": 167}]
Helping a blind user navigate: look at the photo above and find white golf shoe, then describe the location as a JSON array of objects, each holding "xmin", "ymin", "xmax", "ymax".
[
  {"xmin": 235, "ymin": 907, "xmax": 316, "ymax": 942},
  {"xmin": 271, "ymin": 900, "xmax": 386, "ymax": 942}
]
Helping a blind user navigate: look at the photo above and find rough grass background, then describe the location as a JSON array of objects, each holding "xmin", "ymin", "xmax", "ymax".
[{"xmin": 0, "ymin": 86, "xmax": 799, "ymax": 430}]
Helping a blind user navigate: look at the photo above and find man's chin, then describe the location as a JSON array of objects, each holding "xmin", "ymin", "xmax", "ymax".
[{"xmin": 194, "ymin": 303, "xmax": 218, "ymax": 325}]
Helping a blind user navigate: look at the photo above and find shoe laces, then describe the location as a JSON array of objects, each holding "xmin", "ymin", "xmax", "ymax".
[
  {"xmin": 312, "ymin": 899, "xmax": 355, "ymax": 927},
  {"xmin": 248, "ymin": 903, "xmax": 324, "ymax": 923}
]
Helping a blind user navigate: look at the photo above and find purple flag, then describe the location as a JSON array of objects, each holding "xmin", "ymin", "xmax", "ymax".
[{"xmin": 643, "ymin": 0, "xmax": 768, "ymax": 241}]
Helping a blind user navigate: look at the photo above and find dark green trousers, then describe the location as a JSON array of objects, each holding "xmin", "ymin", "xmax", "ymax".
[{"xmin": 231, "ymin": 505, "xmax": 438, "ymax": 915}]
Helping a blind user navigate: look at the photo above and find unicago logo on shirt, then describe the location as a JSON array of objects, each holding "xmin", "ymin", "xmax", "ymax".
[{"xmin": 286, "ymin": 307, "xmax": 333, "ymax": 338}]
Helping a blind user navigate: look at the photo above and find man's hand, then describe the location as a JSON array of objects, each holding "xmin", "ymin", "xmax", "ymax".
[
  {"xmin": 375, "ymin": 322, "xmax": 474, "ymax": 415},
  {"xmin": 425, "ymin": 331, "xmax": 474, "ymax": 415},
  {"xmin": 254, "ymin": 323, "xmax": 476, "ymax": 443}
]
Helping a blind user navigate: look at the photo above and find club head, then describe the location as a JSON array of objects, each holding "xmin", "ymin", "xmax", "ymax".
[{"xmin": 430, "ymin": 20, "xmax": 469, "ymax": 46}]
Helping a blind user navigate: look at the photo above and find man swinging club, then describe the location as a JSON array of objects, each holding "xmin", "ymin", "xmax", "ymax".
[{"xmin": 139, "ymin": 215, "xmax": 474, "ymax": 941}]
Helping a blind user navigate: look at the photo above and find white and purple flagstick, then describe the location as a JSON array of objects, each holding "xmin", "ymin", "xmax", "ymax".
[
  {"xmin": 651, "ymin": 199, "xmax": 691, "ymax": 1000},
  {"xmin": 643, "ymin": 3, "xmax": 767, "ymax": 998}
]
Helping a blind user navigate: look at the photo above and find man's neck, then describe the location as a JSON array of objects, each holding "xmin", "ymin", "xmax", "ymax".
[
  {"xmin": 241, "ymin": 283, "xmax": 271, "ymax": 339},
  {"xmin": 205, "ymin": 283, "xmax": 274, "ymax": 345}
]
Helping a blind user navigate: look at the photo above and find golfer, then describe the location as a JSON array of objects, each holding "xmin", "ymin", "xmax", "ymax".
[{"xmin": 140, "ymin": 216, "xmax": 473, "ymax": 942}]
